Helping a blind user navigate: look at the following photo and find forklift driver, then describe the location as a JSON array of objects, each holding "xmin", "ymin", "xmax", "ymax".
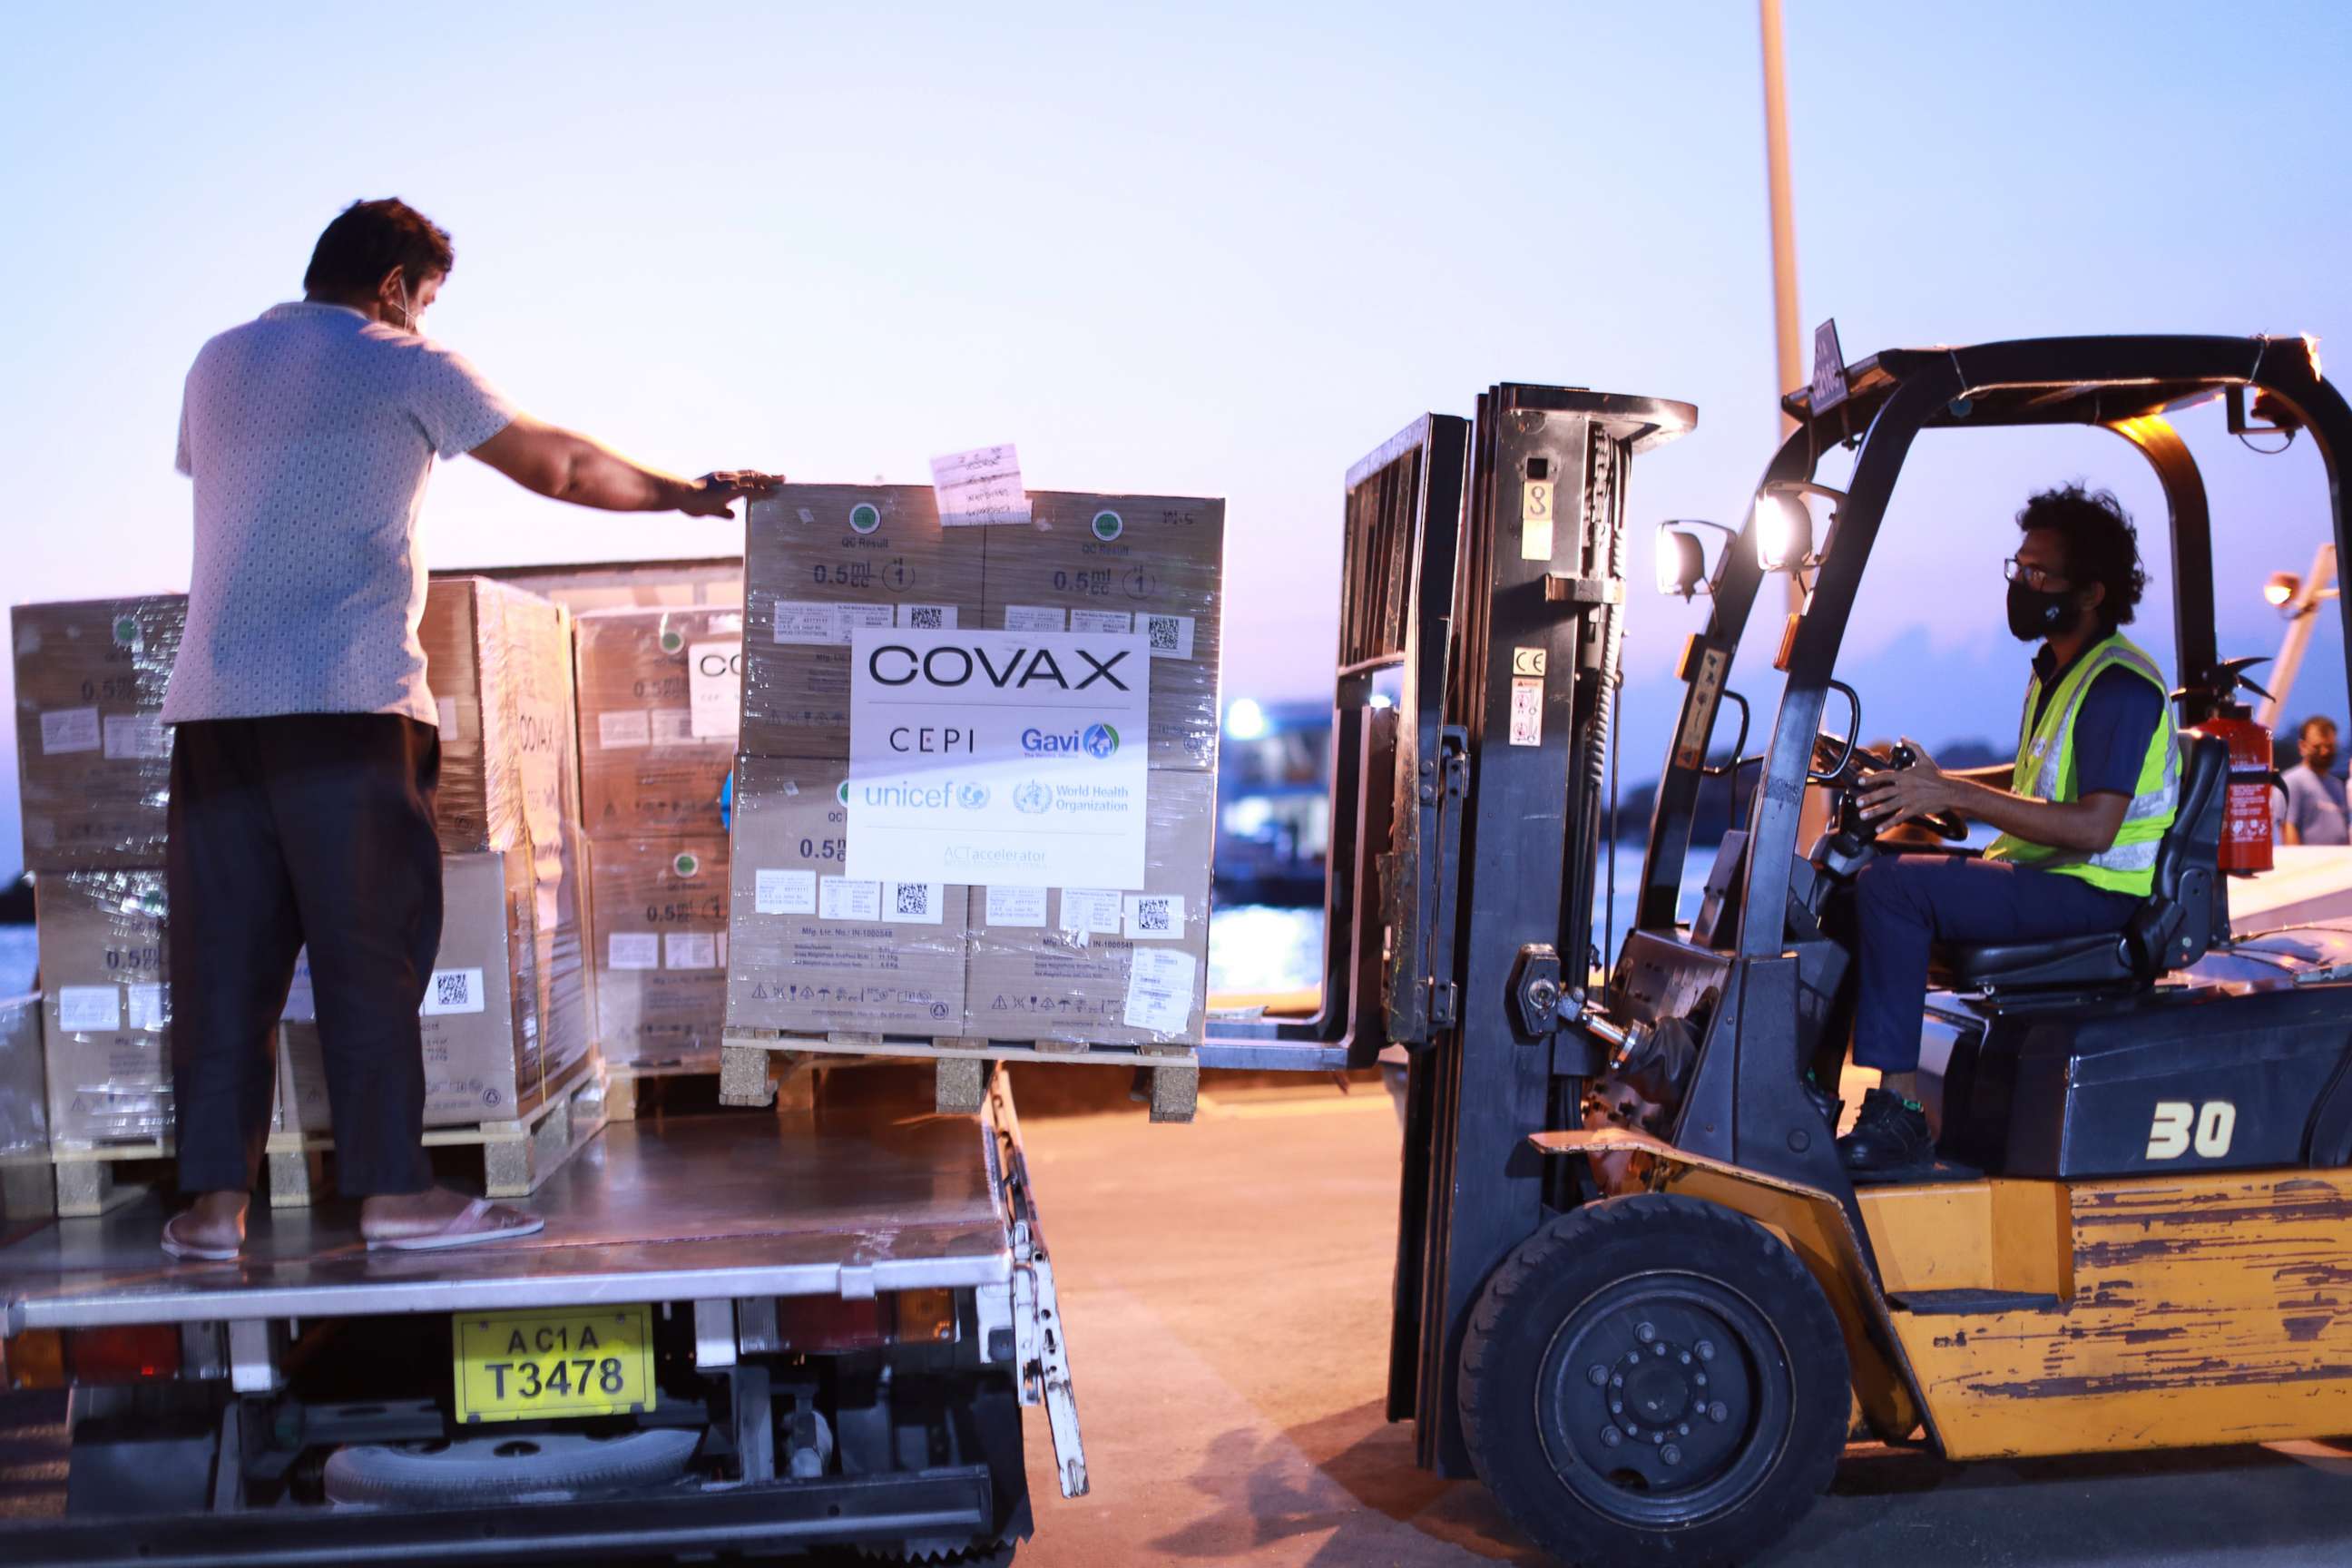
[{"xmin": 1840, "ymin": 485, "xmax": 2176, "ymax": 1177}]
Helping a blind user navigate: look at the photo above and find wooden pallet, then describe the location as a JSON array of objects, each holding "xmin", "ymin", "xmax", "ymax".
[
  {"xmin": 14, "ymin": 1137, "xmax": 172, "ymax": 1220},
  {"xmin": 605, "ymin": 1054, "xmax": 720, "ymax": 1123},
  {"xmin": 262, "ymin": 1054, "xmax": 609, "ymax": 1209},
  {"xmin": 718, "ymin": 1029, "xmax": 1200, "ymax": 1123}
]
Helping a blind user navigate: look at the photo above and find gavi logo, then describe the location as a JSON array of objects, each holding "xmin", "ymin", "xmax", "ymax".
[{"xmin": 1020, "ymin": 723, "xmax": 1120, "ymax": 759}]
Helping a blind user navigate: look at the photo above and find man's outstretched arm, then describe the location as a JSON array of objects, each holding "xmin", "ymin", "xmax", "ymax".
[{"xmin": 471, "ymin": 413, "xmax": 779, "ymax": 517}]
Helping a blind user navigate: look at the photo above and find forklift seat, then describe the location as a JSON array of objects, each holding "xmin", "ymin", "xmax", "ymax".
[{"xmin": 1933, "ymin": 735, "xmax": 2228, "ymax": 993}]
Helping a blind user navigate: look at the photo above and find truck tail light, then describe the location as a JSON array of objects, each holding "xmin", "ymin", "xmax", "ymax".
[
  {"xmin": 895, "ymin": 1289, "xmax": 956, "ymax": 1344},
  {"xmin": 66, "ymin": 1325, "xmax": 181, "ymax": 1384},
  {"xmin": 3, "ymin": 1329, "xmax": 66, "ymax": 1390},
  {"xmin": 769, "ymin": 1290, "xmax": 958, "ymax": 1353}
]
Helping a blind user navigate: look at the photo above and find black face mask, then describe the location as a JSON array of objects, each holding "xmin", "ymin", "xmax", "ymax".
[{"xmin": 2006, "ymin": 578, "xmax": 2075, "ymax": 642}]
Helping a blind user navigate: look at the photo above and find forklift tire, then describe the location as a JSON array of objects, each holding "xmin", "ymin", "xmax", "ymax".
[{"xmin": 1458, "ymin": 1193, "xmax": 1848, "ymax": 1568}]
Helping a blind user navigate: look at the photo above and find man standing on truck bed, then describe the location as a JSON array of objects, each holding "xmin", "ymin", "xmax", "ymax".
[{"xmin": 159, "ymin": 198, "xmax": 779, "ymax": 1259}]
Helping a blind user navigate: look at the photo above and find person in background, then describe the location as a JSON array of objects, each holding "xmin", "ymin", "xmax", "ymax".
[
  {"xmin": 161, "ymin": 198, "xmax": 779, "ymax": 1260},
  {"xmin": 2282, "ymin": 715, "xmax": 2350, "ymax": 847}
]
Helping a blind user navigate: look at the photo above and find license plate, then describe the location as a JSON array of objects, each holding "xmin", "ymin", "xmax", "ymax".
[{"xmin": 452, "ymin": 1306, "xmax": 655, "ymax": 1425}]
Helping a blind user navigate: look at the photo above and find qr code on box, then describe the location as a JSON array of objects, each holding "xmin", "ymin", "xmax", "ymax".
[
  {"xmin": 1132, "ymin": 897, "xmax": 1173, "ymax": 934},
  {"xmin": 895, "ymin": 883, "xmax": 932, "ymax": 917},
  {"xmin": 906, "ymin": 606, "xmax": 946, "ymax": 629},
  {"xmin": 435, "ymin": 972, "xmax": 473, "ymax": 1009},
  {"xmin": 1146, "ymin": 615, "xmax": 1181, "ymax": 652}
]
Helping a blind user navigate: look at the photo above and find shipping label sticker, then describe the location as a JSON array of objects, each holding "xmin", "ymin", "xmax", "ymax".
[
  {"xmin": 930, "ymin": 443, "xmax": 1032, "ymax": 526},
  {"xmin": 40, "ymin": 707, "xmax": 101, "ymax": 756},
  {"xmin": 771, "ymin": 601, "xmax": 839, "ymax": 647},
  {"xmin": 833, "ymin": 604, "xmax": 895, "ymax": 643},
  {"xmin": 1508, "ymin": 676, "xmax": 1544, "ymax": 747},
  {"xmin": 1069, "ymin": 608, "xmax": 1133, "ymax": 635},
  {"xmin": 1122, "ymin": 947, "xmax": 1200, "ymax": 1034},
  {"xmin": 818, "ymin": 877, "xmax": 883, "ymax": 921},
  {"xmin": 57, "ymin": 985, "xmax": 121, "ymax": 1034},
  {"xmin": 846, "ymin": 627, "xmax": 1152, "ymax": 889},
  {"xmin": 1520, "ymin": 479, "xmax": 1555, "ymax": 561},
  {"xmin": 650, "ymin": 708, "xmax": 696, "ymax": 745},
  {"xmin": 599, "ymin": 710, "xmax": 652, "ymax": 750},
  {"xmin": 985, "ymin": 885, "xmax": 1050, "ymax": 927},
  {"xmin": 882, "ymin": 881, "xmax": 946, "ymax": 926},
  {"xmin": 126, "ymin": 982, "xmax": 169, "ymax": 1032},
  {"xmin": 436, "ymin": 696, "xmax": 459, "ymax": 739},
  {"xmin": 1142, "ymin": 613, "xmax": 1195, "ymax": 661},
  {"xmin": 1123, "ymin": 893, "xmax": 1186, "ymax": 940},
  {"xmin": 1003, "ymin": 605, "xmax": 1067, "ymax": 633},
  {"xmin": 896, "ymin": 604, "xmax": 957, "ymax": 632},
  {"xmin": 754, "ymin": 867, "xmax": 817, "ymax": 916},
  {"xmin": 687, "ymin": 641, "xmax": 742, "ymax": 740},
  {"xmin": 1059, "ymin": 887, "xmax": 1124, "ymax": 938},
  {"xmin": 664, "ymin": 932, "xmax": 719, "ymax": 969},
  {"xmin": 103, "ymin": 713, "xmax": 169, "ymax": 760},
  {"xmin": 609, "ymin": 933, "xmax": 661, "ymax": 971},
  {"xmin": 420, "ymin": 967, "xmax": 487, "ymax": 1016}
]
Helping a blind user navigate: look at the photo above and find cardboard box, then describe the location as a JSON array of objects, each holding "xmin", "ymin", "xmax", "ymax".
[
  {"xmin": 965, "ymin": 771, "xmax": 1214, "ymax": 1045},
  {"xmin": 420, "ymin": 576, "xmax": 580, "ymax": 855},
  {"xmin": 11, "ymin": 597, "xmax": 187, "ymax": 871},
  {"xmin": 740, "ymin": 485, "xmax": 985, "ymax": 759},
  {"xmin": 36, "ymin": 867, "xmax": 172, "ymax": 1145},
  {"xmin": 476, "ymin": 557, "xmax": 743, "ymax": 614},
  {"xmin": 1, "ymin": 992, "xmax": 49, "ymax": 1159},
  {"xmin": 589, "ymin": 836, "xmax": 730, "ymax": 1067},
  {"xmin": 979, "ymin": 494, "xmax": 1224, "ymax": 770},
  {"xmin": 726, "ymin": 755, "xmax": 965, "ymax": 1034},
  {"xmin": 574, "ymin": 607, "xmax": 740, "ymax": 839}
]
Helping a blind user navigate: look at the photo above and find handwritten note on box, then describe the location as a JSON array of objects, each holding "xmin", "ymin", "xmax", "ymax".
[{"xmin": 930, "ymin": 444, "xmax": 1032, "ymax": 526}]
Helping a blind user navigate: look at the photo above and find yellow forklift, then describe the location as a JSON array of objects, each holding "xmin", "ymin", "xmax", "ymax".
[{"xmin": 1205, "ymin": 335, "xmax": 2352, "ymax": 1564}]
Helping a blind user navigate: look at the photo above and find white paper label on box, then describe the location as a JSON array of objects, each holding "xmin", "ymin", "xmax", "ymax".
[
  {"xmin": 126, "ymin": 982, "xmax": 169, "ymax": 1032},
  {"xmin": 650, "ymin": 707, "xmax": 697, "ymax": 745},
  {"xmin": 1069, "ymin": 609, "xmax": 1132, "ymax": 635},
  {"xmin": 103, "ymin": 714, "xmax": 168, "ymax": 760},
  {"xmin": 1142, "ymin": 613, "xmax": 1196, "ymax": 661},
  {"xmin": 1058, "ymin": 887, "xmax": 1123, "ymax": 938},
  {"xmin": 930, "ymin": 443, "xmax": 1032, "ymax": 526},
  {"xmin": 884, "ymin": 881, "xmax": 947, "ymax": 925},
  {"xmin": 896, "ymin": 604, "xmax": 957, "ymax": 632},
  {"xmin": 609, "ymin": 932, "xmax": 660, "ymax": 970},
  {"xmin": 1122, "ymin": 948, "xmax": 1199, "ymax": 1034},
  {"xmin": 847, "ymin": 627, "xmax": 1152, "ymax": 889},
  {"xmin": 599, "ymin": 709, "xmax": 652, "ymax": 750},
  {"xmin": 835, "ymin": 604, "xmax": 894, "ymax": 642},
  {"xmin": 436, "ymin": 696, "xmax": 459, "ymax": 739},
  {"xmin": 1508, "ymin": 676, "xmax": 1544, "ymax": 747},
  {"xmin": 718, "ymin": 931, "xmax": 729, "ymax": 966},
  {"xmin": 1123, "ymin": 894, "xmax": 1186, "ymax": 940},
  {"xmin": 1003, "ymin": 605, "xmax": 1066, "ymax": 632},
  {"xmin": 772, "ymin": 601, "xmax": 839, "ymax": 647},
  {"xmin": 688, "ymin": 642, "xmax": 742, "ymax": 739},
  {"xmin": 1520, "ymin": 478, "xmax": 1555, "ymax": 561},
  {"xmin": 754, "ymin": 867, "xmax": 818, "ymax": 915},
  {"xmin": 283, "ymin": 948, "xmax": 315, "ymax": 1022},
  {"xmin": 985, "ymin": 885, "xmax": 1049, "ymax": 926},
  {"xmin": 58, "ymin": 985, "xmax": 120, "ymax": 1033},
  {"xmin": 420, "ymin": 967, "xmax": 486, "ymax": 1016},
  {"xmin": 664, "ymin": 931, "xmax": 719, "ymax": 969},
  {"xmin": 818, "ymin": 877, "xmax": 882, "ymax": 921},
  {"xmin": 40, "ymin": 707, "xmax": 101, "ymax": 755}
]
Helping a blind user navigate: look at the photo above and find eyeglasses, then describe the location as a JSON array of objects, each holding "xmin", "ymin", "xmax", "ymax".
[{"xmin": 2003, "ymin": 556, "xmax": 2067, "ymax": 592}]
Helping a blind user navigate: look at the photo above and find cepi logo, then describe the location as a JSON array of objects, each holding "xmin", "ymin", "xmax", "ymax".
[{"xmin": 1020, "ymin": 722, "xmax": 1120, "ymax": 759}]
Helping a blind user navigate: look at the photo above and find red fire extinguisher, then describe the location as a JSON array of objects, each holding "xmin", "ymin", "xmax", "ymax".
[{"xmin": 2179, "ymin": 656, "xmax": 2276, "ymax": 875}]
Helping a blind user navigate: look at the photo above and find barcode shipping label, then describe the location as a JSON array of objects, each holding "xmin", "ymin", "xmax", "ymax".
[
  {"xmin": 126, "ymin": 982, "xmax": 170, "ymax": 1032},
  {"xmin": 599, "ymin": 710, "xmax": 652, "ymax": 750},
  {"xmin": 1123, "ymin": 893, "xmax": 1186, "ymax": 940},
  {"xmin": 650, "ymin": 707, "xmax": 698, "ymax": 745},
  {"xmin": 819, "ymin": 877, "xmax": 883, "ymax": 921},
  {"xmin": 1003, "ymin": 605, "xmax": 1066, "ymax": 632},
  {"xmin": 1122, "ymin": 948, "xmax": 1199, "ymax": 1034},
  {"xmin": 771, "ymin": 601, "xmax": 838, "ymax": 646},
  {"xmin": 896, "ymin": 604, "xmax": 957, "ymax": 631},
  {"xmin": 1142, "ymin": 613, "xmax": 1196, "ymax": 661},
  {"xmin": 834, "ymin": 604, "xmax": 894, "ymax": 642},
  {"xmin": 985, "ymin": 885, "xmax": 1050, "ymax": 926},
  {"xmin": 57, "ymin": 985, "xmax": 120, "ymax": 1033},
  {"xmin": 884, "ymin": 881, "xmax": 946, "ymax": 926},
  {"xmin": 664, "ymin": 932, "xmax": 720, "ymax": 969},
  {"xmin": 40, "ymin": 707, "xmax": 101, "ymax": 756},
  {"xmin": 1058, "ymin": 888, "xmax": 1123, "ymax": 938},
  {"xmin": 755, "ymin": 867, "xmax": 818, "ymax": 915},
  {"xmin": 1069, "ymin": 609, "xmax": 1132, "ymax": 635},
  {"xmin": 103, "ymin": 714, "xmax": 169, "ymax": 760},
  {"xmin": 609, "ymin": 933, "xmax": 661, "ymax": 970},
  {"xmin": 420, "ymin": 967, "xmax": 487, "ymax": 1016}
]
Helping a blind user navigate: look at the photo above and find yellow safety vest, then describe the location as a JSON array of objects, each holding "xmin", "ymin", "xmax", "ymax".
[{"xmin": 1983, "ymin": 632, "xmax": 2178, "ymax": 897}]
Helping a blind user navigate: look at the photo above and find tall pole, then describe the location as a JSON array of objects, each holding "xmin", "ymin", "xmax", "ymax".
[{"xmin": 1761, "ymin": 0, "xmax": 1803, "ymax": 456}]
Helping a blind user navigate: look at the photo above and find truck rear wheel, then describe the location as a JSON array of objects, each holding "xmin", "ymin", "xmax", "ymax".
[{"xmin": 1458, "ymin": 1194, "xmax": 1847, "ymax": 1568}]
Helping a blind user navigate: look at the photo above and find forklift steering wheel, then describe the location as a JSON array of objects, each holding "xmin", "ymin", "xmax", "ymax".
[{"xmin": 1816, "ymin": 736, "xmax": 1971, "ymax": 844}]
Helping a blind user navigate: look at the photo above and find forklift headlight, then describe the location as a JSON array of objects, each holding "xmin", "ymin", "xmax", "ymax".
[
  {"xmin": 1656, "ymin": 526, "xmax": 1708, "ymax": 599},
  {"xmin": 1753, "ymin": 492, "xmax": 1814, "ymax": 573}
]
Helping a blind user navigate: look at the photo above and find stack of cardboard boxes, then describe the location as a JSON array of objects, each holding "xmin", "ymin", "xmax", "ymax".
[
  {"xmin": 725, "ymin": 485, "xmax": 1223, "ymax": 1047},
  {"xmin": 573, "ymin": 604, "xmax": 741, "ymax": 1068}
]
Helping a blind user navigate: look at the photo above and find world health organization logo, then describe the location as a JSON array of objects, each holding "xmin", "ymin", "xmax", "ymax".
[
  {"xmin": 1013, "ymin": 780, "xmax": 1053, "ymax": 815},
  {"xmin": 1082, "ymin": 723, "xmax": 1119, "ymax": 760},
  {"xmin": 956, "ymin": 781, "xmax": 991, "ymax": 810}
]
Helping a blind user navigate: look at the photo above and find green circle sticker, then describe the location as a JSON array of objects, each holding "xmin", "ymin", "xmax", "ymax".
[
  {"xmin": 849, "ymin": 503, "xmax": 882, "ymax": 534},
  {"xmin": 673, "ymin": 852, "xmax": 700, "ymax": 877},
  {"xmin": 837, "ymin": 782, "xmax": 850, "ymax": 805},
  {"xmin": 659, "ymin": 629, "xmax": 684, "ymax": 653},
  {"xmin": 1091, "ymin": 510, "xmax": 1124, "ymax": 542},
  {"xmin": 113, "ymin": 615, "xmax": 139, "ymax": 645}
]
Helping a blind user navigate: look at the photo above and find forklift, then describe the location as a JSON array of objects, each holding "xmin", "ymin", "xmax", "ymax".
[{"xmin": 1202, "ymin": 334, "xmax": 2352, "ymax": 1564}]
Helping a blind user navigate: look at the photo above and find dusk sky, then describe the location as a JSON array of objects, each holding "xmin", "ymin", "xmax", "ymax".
[{"xmin": 5, "ymin": 1, "xmax": 2349, "ymax": 877}]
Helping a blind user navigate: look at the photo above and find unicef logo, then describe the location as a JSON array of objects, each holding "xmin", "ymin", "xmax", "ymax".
[
  {"xmin": 956, "ymin": 781, "xmax": 991, "ymax": 810},
  {"xmin": 1013, "ymin": 780, "xmax": 1052, "ymax": 815},
  {"xmin": 1082, "ymin": 722, "xmax": 1119, "ymax": 760}
]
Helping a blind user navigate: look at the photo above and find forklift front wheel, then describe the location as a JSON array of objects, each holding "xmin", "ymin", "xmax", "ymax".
[{"xmin": 1458, "ymin": 1193, "xmax": 1848, "ymax": 1568}]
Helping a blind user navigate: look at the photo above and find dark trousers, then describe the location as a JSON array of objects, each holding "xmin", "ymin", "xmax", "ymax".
[
  {"xmin": 168, "ymin": 715, "xmax": 443, "ymax": 1196},
  {"xmin": 1851, "ymin": 853, "xmax": 2141, "ymax": 1073}
]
